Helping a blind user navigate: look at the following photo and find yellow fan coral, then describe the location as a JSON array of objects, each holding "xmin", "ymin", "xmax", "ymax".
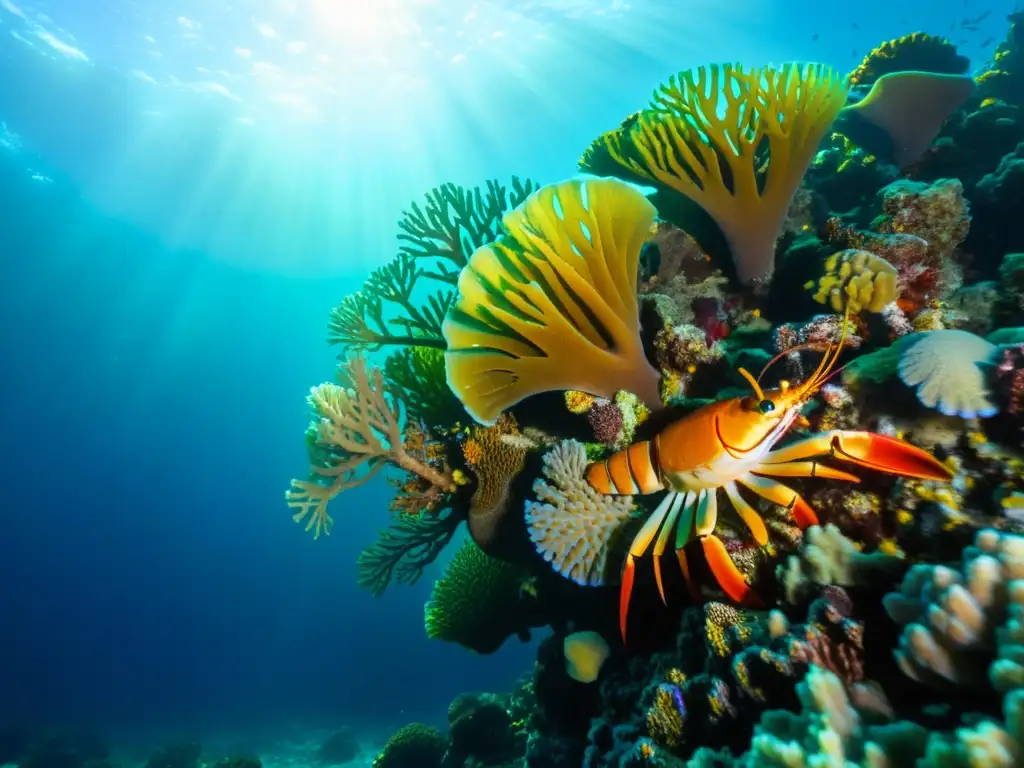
[
  {"xmin": 442, "ymin": 177, "xmax": 662, "ymax": 426},
  {"xmin": 805, "ymin": 249, "xmax": 899, "ymax": 314},
  {"xmin": 525, "ymin": 439, "xmax": 636, "ymax": 587},
  {"xmin": 600, "ymin": 63, "xmax": 848, "ymax": 285}
]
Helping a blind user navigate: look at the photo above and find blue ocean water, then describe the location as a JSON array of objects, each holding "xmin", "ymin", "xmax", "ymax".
[{"xmin": 0, "ymin": 0, "xmax": 1014, "ymax": 761}]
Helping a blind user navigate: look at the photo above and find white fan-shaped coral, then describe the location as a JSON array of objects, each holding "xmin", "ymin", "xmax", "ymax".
[
  {"xmin": 525, "ymin": 440, "xmax": 636, "ymax": 587},
  {"xmin": 897, "ymin": 330, "xmax": 998, "ymax": 419}
]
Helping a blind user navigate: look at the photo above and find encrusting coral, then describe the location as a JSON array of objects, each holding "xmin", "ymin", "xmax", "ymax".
[
  {"xmin": 442, "ymin": 176, "xmax": 662, "ymax": 425},
  {"xmin": 460, "ymin": 414, "xmax": 531, "ymax": 554},
  {"xmin": 588, "ymin": 62, "xmax": 848, "ymax": 285},
  {"xmin": 371, "ymin": 723, "xmax": 447, "ymax": 768}
]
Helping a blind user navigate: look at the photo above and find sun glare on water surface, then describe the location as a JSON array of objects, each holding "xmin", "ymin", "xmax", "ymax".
[{"xmin": 0, "ymin": 0, "xmax": 753, "ymax": 273}]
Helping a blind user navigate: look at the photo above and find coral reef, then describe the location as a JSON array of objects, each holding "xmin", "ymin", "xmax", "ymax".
[
  {"xmin": 286, "ymin": 16, "xmax": 1024, "ymax": 767},
  {"xmin": 848, "ymin": 33, "xmax": 970, "ymax": 87},
  {"xmin": 584, "ymin": 63, "xmax": 847, "ymax": 286}
]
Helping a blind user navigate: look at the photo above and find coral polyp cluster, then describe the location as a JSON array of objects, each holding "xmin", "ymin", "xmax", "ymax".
[{"xmin": 283, "ymin": 18, "xmax": 1024, "ymax": 767}]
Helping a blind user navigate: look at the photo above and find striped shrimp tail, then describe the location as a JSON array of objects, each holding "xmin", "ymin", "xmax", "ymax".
[{"xmin": 585, "ymin": 441, "xmax": 665, "ymax": 496}]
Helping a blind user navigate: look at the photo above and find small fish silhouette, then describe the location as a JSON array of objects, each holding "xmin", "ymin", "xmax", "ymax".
[
  {"xmin": 811, "ymin": 33, "xmax": 819, "ymax": 41},
  {"xmin": 982, "ymin": 37, "xmax": 995, "ymax": 46}
]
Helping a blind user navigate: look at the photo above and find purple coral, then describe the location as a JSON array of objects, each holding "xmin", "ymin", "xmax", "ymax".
[{"xmin": 588, "ymin": 401, "xmax": 624, "ymax": 446}]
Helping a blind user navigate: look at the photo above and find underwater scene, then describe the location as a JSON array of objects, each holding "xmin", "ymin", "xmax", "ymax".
[{"xmin": 4, "ymin": 0, "xmax": 1024, "ymax": 767}]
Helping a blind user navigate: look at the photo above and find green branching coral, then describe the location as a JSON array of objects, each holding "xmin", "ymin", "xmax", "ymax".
[
  {"xmin": 356, "ymin": 509, "xmax": 464, "ymax": 597},
  {"xmin": 327, "ymin": 254, "xmax": 454, "ymax": 351},
  {"xmin": 398, "ymin": 177, "xmax": 538, "ymax": 283},
  {"xmin": 383, "ymin": 346, "xmax": 466, "ymax": 429},
  {"xmin": 327, "ymin": 178, "xmax": 538, "ymax": 354},
  {"xmin": 425, "ymin": 539, "xmax": 538, "ymax": 654}
]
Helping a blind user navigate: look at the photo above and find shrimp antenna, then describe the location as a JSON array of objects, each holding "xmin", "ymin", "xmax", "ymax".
[
  {"xmin": 738, "ymin": 367, "xmax": 766, "ymax": 400},
  {"xmin": 755, "ymin": 341, "xmax": 829, "ymax": 385}
]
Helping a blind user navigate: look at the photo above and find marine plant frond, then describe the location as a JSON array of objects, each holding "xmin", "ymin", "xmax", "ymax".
[
  {"xmin": 356, "ymin": 507, "xmax": 464, "ymax": 597},
  {"xmin": 326, "ymin": 281, "xmax": 448, "ymax": 352},
  {"xmin": 383, "ymin": 346, "xmax": 466, "ymax": 430},
  {"xmin": 397, "ymin": 177, "xmax": 539, "ymax": 273},
  {"xmin": 387, "ymin": 288, "xmax": 457, "ymax": 343},
  {"xmin": 285, "ymin": 355, "xmax": 458, "ymax": 539}
]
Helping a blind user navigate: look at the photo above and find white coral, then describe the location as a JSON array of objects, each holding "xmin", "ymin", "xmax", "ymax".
[
  {"xmin": 525, "ymin": 440, "xmax": 635, "ymax": 587},
  {"xmin": 897, "ymin": 330, "xmax": 998, "ymax": 418},
  {"xmin": 883, "ymin": 529, "xmax": 1024, "ymax": 688}
]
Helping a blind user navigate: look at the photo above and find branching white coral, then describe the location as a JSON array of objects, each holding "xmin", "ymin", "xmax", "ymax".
[
  {"xmin": 777, "ymin": 524, "xmax": 902, "ymax": 604},
  {"xmin": 525, "ymin": 440, "xmax": 636, "ymax": 587},
  {"xmin": 883, "ymin": 529, "xmax": 1024, "ymax": 688}
]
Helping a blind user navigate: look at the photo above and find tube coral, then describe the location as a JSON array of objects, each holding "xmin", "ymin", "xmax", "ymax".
[
  {"xmin": 597, "ymin": 63, "xmax": 848, "ymax": 285},
  {"xmin": 442, "ymin": 176, "xmax": 662, "ymax": 425},
  {"xmin": 286, "ymin": 355, "xmax": 456, "ymax": 539}
]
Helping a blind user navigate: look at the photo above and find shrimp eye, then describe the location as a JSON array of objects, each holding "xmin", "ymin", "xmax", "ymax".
[{"xmin": 757, "ymin": 399, "xmax": 776, "ymax": 414}]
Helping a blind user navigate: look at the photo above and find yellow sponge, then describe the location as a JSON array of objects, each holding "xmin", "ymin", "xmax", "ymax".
[{"xmin": 804, "ymin": 249, "xmax": 898, "ymax": 314}]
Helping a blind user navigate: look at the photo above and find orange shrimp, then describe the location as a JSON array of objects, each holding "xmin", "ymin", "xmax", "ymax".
[{"xmin": 586, "ymin": 322, "xmax": 953, "ymax": 643}]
